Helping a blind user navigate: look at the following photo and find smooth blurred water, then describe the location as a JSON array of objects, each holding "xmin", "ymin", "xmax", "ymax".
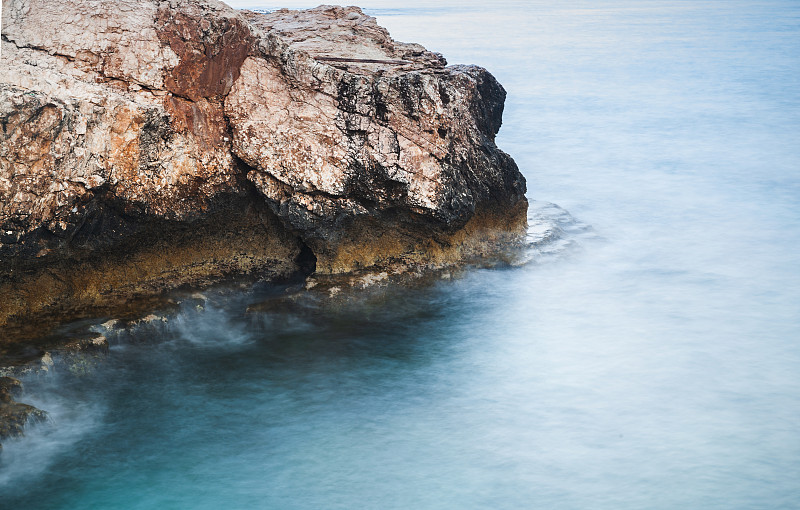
[{"xmin": 2, "ymin": 1, "xmax": 800, "ymax": 508}]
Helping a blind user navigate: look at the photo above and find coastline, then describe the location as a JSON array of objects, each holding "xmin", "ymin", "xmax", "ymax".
[{"xmin": 0, "ymin": 0, "xmax": 527, "ymax": 338}]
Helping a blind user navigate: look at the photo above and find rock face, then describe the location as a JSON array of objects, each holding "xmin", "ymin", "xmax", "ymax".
[{"xmin": 0, "ymin": 0, "xmax": 527, "ymax": 330}]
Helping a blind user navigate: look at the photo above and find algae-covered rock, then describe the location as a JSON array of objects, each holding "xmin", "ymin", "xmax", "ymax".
[{"xmin": 0, "ymin": 377, "xmax": 48, "ymax": 449}]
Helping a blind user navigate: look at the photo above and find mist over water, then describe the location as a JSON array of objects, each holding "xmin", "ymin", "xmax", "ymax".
[{"xmin": 3, "ymin": 1, "xmax": 800, "ymax": 508}]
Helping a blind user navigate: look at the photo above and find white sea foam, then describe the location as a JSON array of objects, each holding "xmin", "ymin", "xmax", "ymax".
[{"xmin": 0, "ymin": 374, "xmax": 102, "ymax": 490}]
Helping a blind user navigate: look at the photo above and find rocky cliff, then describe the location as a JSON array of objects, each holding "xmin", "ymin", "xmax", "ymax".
[{"xmin": 0, "ymin": 0, "xmax": 527, "ymax": 331}]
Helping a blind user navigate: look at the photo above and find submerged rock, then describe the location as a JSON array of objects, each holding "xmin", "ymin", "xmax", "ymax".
[
  {"xmin": 60, "ymin": 334, "xmax": 110, "ymax": 376},
  {"xmin": 0, "ymin": 376, "xmax": 47, "ymax": 450},
  {"xmin": 0, "ymin": 0, "xmax": 527, "ymax": 331}
]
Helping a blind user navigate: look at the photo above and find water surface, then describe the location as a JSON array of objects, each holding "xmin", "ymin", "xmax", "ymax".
[{"xmin": 2, "ymin": 1, "xmax": 800, "ymax": 508}]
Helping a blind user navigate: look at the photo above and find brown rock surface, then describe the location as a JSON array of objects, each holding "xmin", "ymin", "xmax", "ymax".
[{"xmin": 0, "ymin": 0, "xmax": 527, "ymax": 332}]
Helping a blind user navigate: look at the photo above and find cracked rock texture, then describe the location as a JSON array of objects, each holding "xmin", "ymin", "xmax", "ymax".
[{"xmin": 0, "ymin": 0, "xmax": 527, "ymax": 330}]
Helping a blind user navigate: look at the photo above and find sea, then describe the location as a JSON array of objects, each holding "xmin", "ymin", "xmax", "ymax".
[{"xmin": 1, "ymin": 1, "xmax": 799, "ymax": 508}]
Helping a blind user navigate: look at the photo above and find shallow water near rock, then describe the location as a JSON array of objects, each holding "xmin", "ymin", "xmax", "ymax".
[{"xmin": 2, "ymin": 1, "xmax": 800, "ymax": 508}]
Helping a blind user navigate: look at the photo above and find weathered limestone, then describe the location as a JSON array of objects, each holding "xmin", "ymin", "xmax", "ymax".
[{"xmin": 0, "ymin": 0, "xmax": 527, "ymax": 332}]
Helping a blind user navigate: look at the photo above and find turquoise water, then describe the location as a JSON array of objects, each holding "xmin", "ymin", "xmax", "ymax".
[{"xmin": 3, "ymin": 1, "xmax": 800, "ymax": 508}]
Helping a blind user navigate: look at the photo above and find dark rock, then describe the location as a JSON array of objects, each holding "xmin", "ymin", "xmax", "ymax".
[{"xmin": 0, "ymin": 377, "xmax": 47, "ymax": 449}]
